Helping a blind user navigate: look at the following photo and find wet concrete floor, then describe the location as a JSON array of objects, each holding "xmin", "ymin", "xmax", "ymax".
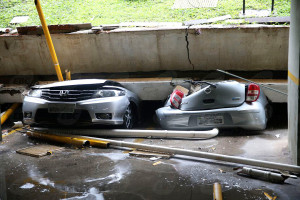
[{"xmin": 1, "ymin": 104, "xmax": 300, "ymax": 199}]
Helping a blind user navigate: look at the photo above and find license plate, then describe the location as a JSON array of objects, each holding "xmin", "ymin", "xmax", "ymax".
[
  {"xmin": 48, "ymin": 103, "xmax": 75, "ymax": 113},
  {"xmin": 197, "ymin": 114, "xmax": 224, "ymax": 125}
]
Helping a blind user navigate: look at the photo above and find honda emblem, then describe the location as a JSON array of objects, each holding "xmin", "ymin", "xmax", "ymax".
[{"xmin": 59, "ymin": 90, "xmax": 69, "ymax": 96}]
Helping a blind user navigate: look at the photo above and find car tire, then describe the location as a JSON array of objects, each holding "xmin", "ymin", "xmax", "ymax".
[{"xmin": 122, "ymin": 104, "xmax": 134, "ymax": 129}]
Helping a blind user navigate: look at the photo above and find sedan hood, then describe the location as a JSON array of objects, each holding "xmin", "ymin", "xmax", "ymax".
[{"xmin": 32, "ymin": 79, "xmax": 122, "ymax": 89}]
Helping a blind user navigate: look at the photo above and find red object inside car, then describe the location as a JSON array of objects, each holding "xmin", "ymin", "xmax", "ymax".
[{"xmin": 170, "ymin": 90, "xmax": 184, "ymax": 108}]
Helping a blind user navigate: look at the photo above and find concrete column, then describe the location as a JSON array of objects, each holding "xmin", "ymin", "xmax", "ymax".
[{"xmin": 288, "ymin": 0, "xmax": 300, "ymax": 165}]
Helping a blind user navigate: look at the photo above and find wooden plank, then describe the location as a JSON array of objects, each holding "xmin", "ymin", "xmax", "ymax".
[{"xmin": 16, "ymin": 144, "xmax": 64, "ymax": 157}]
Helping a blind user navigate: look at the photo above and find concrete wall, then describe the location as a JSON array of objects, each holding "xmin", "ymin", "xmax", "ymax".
[{"xmin": 0, "ymin": 25, "xmax": 289, "ymax": 76}]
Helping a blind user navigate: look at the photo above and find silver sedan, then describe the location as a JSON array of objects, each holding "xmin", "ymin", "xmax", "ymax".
[{"xmin": 23, "ymin": 79, "xmax": 140, "ymax": 128}]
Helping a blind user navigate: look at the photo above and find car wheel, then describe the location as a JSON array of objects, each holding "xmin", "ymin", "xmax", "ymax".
[{"xmin": 122, "ymin": 104, "xmax": 134, "ymax": 129}]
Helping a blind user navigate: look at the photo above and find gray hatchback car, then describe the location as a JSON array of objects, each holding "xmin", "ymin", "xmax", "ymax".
[
  {"xmin": 156, "ymin": 80, "xmax": 270, "ymax": 131},
  {"xmin": 23, "ymin": 79, "xmax": 140, "ymax": 128}
]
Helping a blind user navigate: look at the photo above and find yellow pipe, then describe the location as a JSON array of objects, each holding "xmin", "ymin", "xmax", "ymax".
[
  {"xmin": 26, "ymin": 131, "xmax": 109, "ymax": 148},
  {"xmin": 26, "ymin": 131, "xmax": 87, "ymax": 147},
  {"xmin": 65, "ymin": 69, "xmax": 71, "ymax": 80},
  {"xmin": 34, "ymin": 0, "xmax": 64, "ymax": 82},
  {"xmin": 213, "ymin": 183, "xmax": 223, "ymax": 200},
  {"xmin": 1, "ymin": 103, "xmax": 20, "ymax": 125}
]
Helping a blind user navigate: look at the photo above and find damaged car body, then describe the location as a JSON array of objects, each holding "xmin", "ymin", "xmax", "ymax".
[
  {"xmin": 23, "ymin": 79, "xmax": 140, "ymax": 128},
  {"xmin": 156, "ymin": 80, "xmax": 270, "ymax": 131}
]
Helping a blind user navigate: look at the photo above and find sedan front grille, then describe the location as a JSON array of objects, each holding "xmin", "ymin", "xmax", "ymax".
[{"xmin": 41, "ymin": 89, "xmax": 96, "ymax": 102}]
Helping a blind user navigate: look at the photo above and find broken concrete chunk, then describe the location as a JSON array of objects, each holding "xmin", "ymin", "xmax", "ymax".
[
  {"xmin": 17, "ymin": 23, "xmax": 92, "ymax": 35},
  {"xmin": 245, "ymin": 16, "xmax": 290, "ymax": 24},
  {"xmin": 10, "ymin": 16, "xmax": 29, "ymax": 24},
  {"xmin": 239, "ymin": 10, "xmax": 271, "ymax": 18},
  {"xmin": 16, "ymin": 144, "xmax": 64, "ymax": 157},
  {"xmin": 0, "ymin": 28, "xmax": 12, "ymax": 34},
  {"xmin": 173, "ymin": 85, "xmax": 189, "ymax": 96},
  {"xmin": 101, "ymin": 24, "xmax": 120, "ymax": 31},
  {"xmin": 184, "ymin": 15, "xmax": 231, "ymax": 26}
]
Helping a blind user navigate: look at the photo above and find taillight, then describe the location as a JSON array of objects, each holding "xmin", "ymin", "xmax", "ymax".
[
  {"xmin": 246, "ymin": 83, "xmax": 260, "ymax": 102},
  {"xmin": 170, "ymin": 90, "xmax": 184, "ymax": 109}
]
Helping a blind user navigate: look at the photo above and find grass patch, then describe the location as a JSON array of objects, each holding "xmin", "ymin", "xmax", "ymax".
[{"xmin": 0, "ymin": 0, "xmax": 291, "ymax": 28}]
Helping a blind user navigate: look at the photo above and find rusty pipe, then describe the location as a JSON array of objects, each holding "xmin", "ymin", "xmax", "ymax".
[
  {"xmin": 237, "ymin": 167, "xmax": 296, "ymax": 184},
  {"xmin": 26, "ymin": 131, "xmax": 109, "ymax": 148},
  {"xmin": 213, "ymin": 183, "xmax": 223, "ymax": 200},
  {"xmin": 1, "ymin": 103, "xmax": 20, "ymax": 125}
]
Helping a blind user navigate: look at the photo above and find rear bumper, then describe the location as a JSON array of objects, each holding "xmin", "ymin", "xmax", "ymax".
[
  {"xmin": 156, "ymin": 102, "xmax": 267, "ymax": 130},
  {"xmin": 22, "ymin": 96, "xmax": 130, "ymax": 125}
]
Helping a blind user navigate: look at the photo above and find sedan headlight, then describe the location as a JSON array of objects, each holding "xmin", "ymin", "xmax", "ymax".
[
  {"xmin": 28, "ymin": 89, "xmax": 42, "ymax": 98},
  {"xmin": 93, "ymin": 90, "xmax": 125, "ymax": 98}
]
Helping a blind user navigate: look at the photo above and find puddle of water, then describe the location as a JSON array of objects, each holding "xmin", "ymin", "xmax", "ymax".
[
  {"xmin": 61, "ymin": 187, "xmax": 104, "ymax": 200},
  {"xmin": 85, "ymin": 163, "xmax": 131, "ymax": 185},
  {"xmin": 28, "ymin": 167, "xmax": 55, "ymax": 187},
  {"xmin": 86, "ymin": 152, "xmax": 129, "ymax": 162},
  {"xmin": 241, "ymin": 136, "xmax": 289, "ymax": 162}
]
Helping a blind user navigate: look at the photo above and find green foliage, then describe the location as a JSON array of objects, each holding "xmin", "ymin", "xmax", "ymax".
[{"xmin": 0, "ymin": 0, "xmax": 291, "ymax": 28}]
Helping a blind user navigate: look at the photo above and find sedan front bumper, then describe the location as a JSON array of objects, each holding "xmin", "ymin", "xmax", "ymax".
[
  {"xmin": 23, "ymin": 96, "xmax": 130, "ymax": 125},
  {"xmin": 156, "ymin": 102, "xmax": 267, "ymax": 131}
]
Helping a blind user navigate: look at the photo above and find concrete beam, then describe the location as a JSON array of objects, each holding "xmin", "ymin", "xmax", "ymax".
[
  {"xmin": 0, "ymin": 78, "xmax": 287, "ymax": 103},
  {"xmin": 0, "ymin": 25, "xmax": 289, "ymax": 76}
]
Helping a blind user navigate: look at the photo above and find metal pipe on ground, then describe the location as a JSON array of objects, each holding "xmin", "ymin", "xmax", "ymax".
[
  {"xmin": 26, "ymin": 131, "xmax": 109, "ymax": 148},
  {"xmin": 213, "ymin": 183, "xmax": 223, "ymax": 200},
  {"xmin": 33, "ymin": 128, "xmax": 219, "ymax": 139},
  {"xmin": 28, "ymin": 130, "xmax": 300, "ymax": 174},
  {"xmin": 237, "ymin": 167, "xmax": 297, "ymax": 184},
  {"xmin": 1, "ymin": 103, "xmax": 20, "ymax": 125}
]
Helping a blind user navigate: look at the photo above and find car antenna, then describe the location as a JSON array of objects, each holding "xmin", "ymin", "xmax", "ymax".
[{"xmin": 216, "ymin": 69, "xmax": 287, "ymax": 96}]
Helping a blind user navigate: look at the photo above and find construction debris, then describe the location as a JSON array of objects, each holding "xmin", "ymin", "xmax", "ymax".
[
  {"xmin": 16, "ymin": 144, "xmax": 64, "ymax": 157},
  {"xmin": 10, "ymin": 16, "xmax": 29, "ymax": 24},
  {"xmin": 129, "ymin": 150, "xmax": 172, "ymax": 159},
  {"xmin": 27, "ymin": 130, "xmax": 300, "ymax": 174},
  {"xmin": 264, "ymin": 192, "xmax": 277, "ymax": 200},
  {"xmin": 26, "ymin": 131, "xmax": 109, "ymax": 148},
  {"xmin": 213, "ymin": 182, "xmax": 223, "ymax": 200},
  {"xmin": 152, "ymin": 161, "xmax": 162, "ymax": 166},
  {"xmin": 184, "ymin": 15, "xmax": 231, "ymax": 26},
  {"xmin": 12, "ymin": 121, "xmax": 23, "ymax": 129},
  {"xmin": 17, "ymin": 23, "xmax": 92, "ymax": 35},
  {"xmin": 245, "ymin": 16, "xmax": 290, "ymax": 24},
  {"xmin": 236, "ymin": 167, "xmax": 297, "ymax": 184}
]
